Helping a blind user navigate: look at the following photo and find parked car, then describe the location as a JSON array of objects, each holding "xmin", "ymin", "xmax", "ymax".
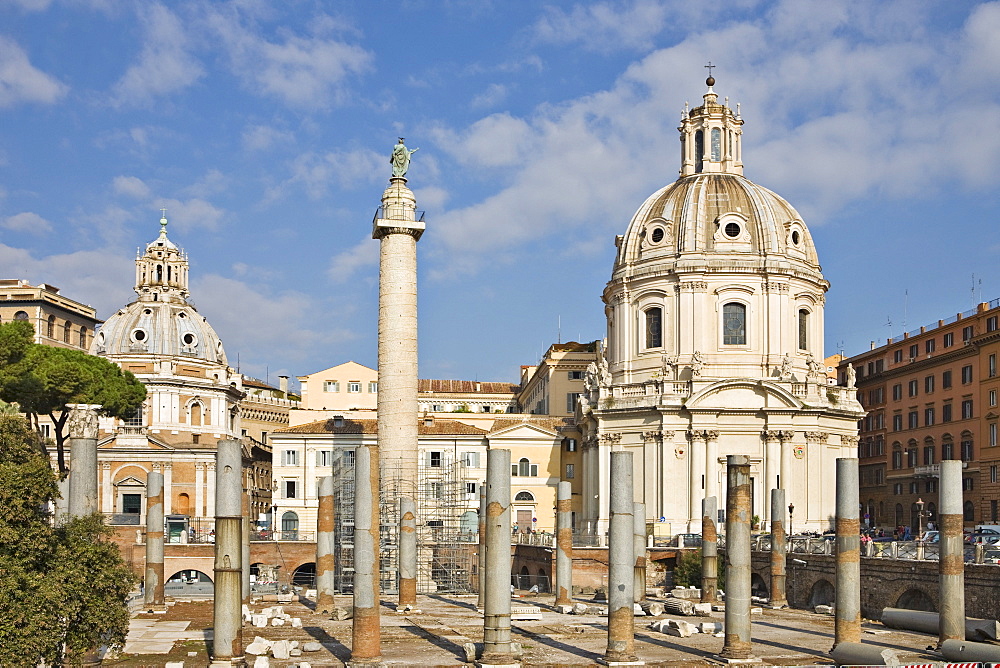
[{"xmin": 919, "ymin": 530, "xmax": 939, "ymax": 543}]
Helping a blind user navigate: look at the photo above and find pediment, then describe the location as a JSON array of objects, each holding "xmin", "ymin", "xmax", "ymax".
[
  {"xmin": 488, "ymin": 423, "xmax": 558, "ymax": 439},
  {"xmin": 686, "ymin": 379, "xmax": 802, "ymax": 410},
  {"xmin": 115, "ymin": 475, "xmax": 145, "ymax": 487}
]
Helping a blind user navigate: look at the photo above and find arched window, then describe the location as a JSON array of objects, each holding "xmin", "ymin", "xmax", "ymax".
[
  {"xmin": 711, "ymin": 128, "xmax": 721, "ymax": 161},
  {"xmin": 13, "ymin": 310, "xmax": 28, "ymax": 321},
  {"xmin": 645, "ymin": 307, "xmax": 662, "ymax": 349},
  {"xmin": 895, "ymin": 503, "xmax": 903, "ymax": 526},
  {"xmin": 281, "ymin": 511, "xmax": 299, "ymax": 540},
  {"xmin": 62, "ymin": 321, "xmax": 70, "ymax": 343},
  {"xmin": 47, "ymin": 315, "xmax": 55, "ymax": 338},
  {"xmin": 190, "ymin": 402, "xmax": 202, "ymax": 426},
  {"xmin": 694, "ymin": 130, "xmax": 704, "ymax": 173},
  {"xmin": 798, "ymin": 309, "xmax": 809, "ymax": 350},
  {"xmin": 78, "ymin": 326, "xmax": 87, "ymax": 347},
  {"xmin": 519, "ymin": 458, "xmax": 531, "ymax": 477},
  {"xmin": 514, "ymin": 491, "xmax": 534, "ymax": 502},
  {"xmin": 156, "ymin": 265, "xmax": 163, "ymax": 282},
  {"xmin": 964, "ymin": 500, "xmax": 975, "ymax": 522},
  {"xmin": 722, "ymin": 302, "xmax": 747, "ymax": 345}
]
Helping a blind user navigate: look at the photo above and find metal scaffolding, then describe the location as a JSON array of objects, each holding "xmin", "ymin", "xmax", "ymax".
[{"xmin": 329, "ymin": 448, "xmax": 478, "ymax": 595}]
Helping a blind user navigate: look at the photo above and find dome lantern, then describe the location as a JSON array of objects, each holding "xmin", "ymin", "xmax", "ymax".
[{"xmin": 679, "ymin": 75, "xmax": 744, "ymax": 177}]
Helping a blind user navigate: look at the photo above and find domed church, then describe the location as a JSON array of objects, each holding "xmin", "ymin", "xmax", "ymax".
[
  {"xmin": 88, "ymin": 215, "xmax": 291, "ymax": 536},
  {"xmin": 576, "ymin": 77, "xmax": 864, "ymax": 534}
]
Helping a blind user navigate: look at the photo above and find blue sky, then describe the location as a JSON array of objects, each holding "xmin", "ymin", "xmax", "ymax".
[{"xmin": 2, "ymin": 1, "xmax": 1000, "ymax": 387}]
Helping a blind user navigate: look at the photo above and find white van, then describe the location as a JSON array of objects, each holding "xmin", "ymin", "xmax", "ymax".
[{"xmin": 975, "ymin": 525, "xmax": 1000, "ymax": 534}]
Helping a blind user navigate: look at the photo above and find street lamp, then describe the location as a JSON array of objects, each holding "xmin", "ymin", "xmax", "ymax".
[
  {"xmin": 916, "ymin": 497, "xmax": 925, "ymax": 540},
  {"xmin": 788, "ymin": 502, "xmax": 795, "ymax": 536}
]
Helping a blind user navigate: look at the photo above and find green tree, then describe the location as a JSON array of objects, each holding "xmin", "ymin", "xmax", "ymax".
[
  {"xmin": 0, "ymin": 415, "xmax": 135, "ymax": 666},
  {"xmin": 0, "ymin": 321, "xmax": 145, "ymax": 473},
  {"xmin": 673, "ymin": 548, "xmax": 726, "ymax": 591}
]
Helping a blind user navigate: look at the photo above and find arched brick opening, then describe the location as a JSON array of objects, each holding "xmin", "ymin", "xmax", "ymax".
[
  {"xmin": 808, "ymin": 579, "xmax": 834, "ymax": 607},
  {"xmin": 895, "ymin": 587, "xmax": 936, "ymax": 612},
  {"xmin": 292, "ymin": 562, "xmax": 316, "ymax": 587},
  {"xmin": 165, "ymin": 569, "xmax": 214, "ymax": 596},
  {"xmin": 751, "ymin": 572, "xmax": 769, "ymax": 599},
  {"xmin": 537, "ymin": 568, "xmax": 549, "ymax": 593}
]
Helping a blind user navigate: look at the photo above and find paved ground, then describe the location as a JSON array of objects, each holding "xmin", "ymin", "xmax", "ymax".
[{"xmin": 113, "ymin": 594, "xmax": 953, "ymax": 667}]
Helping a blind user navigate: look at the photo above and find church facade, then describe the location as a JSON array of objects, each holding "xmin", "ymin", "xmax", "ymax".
[{"xmin": 577, "ymin": 78, "xmax": 864, "ymax": 535}]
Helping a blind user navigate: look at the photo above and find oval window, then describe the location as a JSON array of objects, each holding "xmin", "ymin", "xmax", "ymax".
[
  {"xmin": 143, "ymin": 309, "xmax": 152, "ymax": 315},
  {"xmin": 178, "ymin": 312, "xmax": 187, "ymax": 319},
  {"xmin": 725, "ymin": 222, "xmax": 741, "ymax": 238},
  {"xmin": 133, "ymin": 329, "xmax": 147, "ymax": 342},
  {"xmin": 183, "ymin": 333, "xmax": 196, "ymax": 346},
  {"xmin": 651, "ymin": 227, "xmax": 664, "ymax": 243},
  {"xmin": 791, "ymin": 230, "xmax": 800, "ymax": 245}
]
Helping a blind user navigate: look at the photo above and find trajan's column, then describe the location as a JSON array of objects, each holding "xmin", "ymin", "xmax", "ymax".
[{"xmin": 374, "ymin": 139, "xmax": 424, "ymax": 513}]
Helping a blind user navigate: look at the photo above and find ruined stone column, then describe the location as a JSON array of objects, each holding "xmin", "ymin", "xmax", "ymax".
[
  {"xmin": 399, "ymin": 496, "xmax": 417, "ymax": 609},
  {"xmin": 605, "ymin": 451, "xmax": 638, "ymax": 664},
  {"xmin": 701, "ymin": 496, "xmax": 718, "ymax": 604},
  {"xmin": 939, "ymin": 459, "xmax": 965, "ymax": 646},
  {"xmin": 211, "ymin": 439, "xmax": 244, "ymax": 666},
  {"xmin": 720, "ymin": 455, "xmax": 753, "ymax": 661},
  {"xmin": 769, "ymin": 488, "xmax": 787, "ymax": 608},
  {"xmin": 477, "ymin": 484, "xmax": 487, "ymax": 609},
  {"xmin": 144, "ymin": 471, "xmax": 165, "ymax": 610},
  {"xmin": 834, "ymin": 457, "xmax": 861, "ymax": 649},
  {"xmin": 241, "ymin": 485, "xmax": 251, "ymax": 604},
  {"xmin": 482, "ymin": 448, "xmax": 516, "ymax": 667},
  {"xmin": 633, "ymin": 502, "xmax": 646, "ymax": 603},
  {"xmin": 316, "ymin": 475, "xmax": 335, "ymax": 614},
  {"xmin": 554, "ymin": 481, "xmax": 573, "ymax": 608},
  {"xmin": 351, "ymin": 444, "xmax": 381, "ymax": 665},
  {"xmin": 67, "ymin": 403, "xmax": 102, "ymax": 518}
]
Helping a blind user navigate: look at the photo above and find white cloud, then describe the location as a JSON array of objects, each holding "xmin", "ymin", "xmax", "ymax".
[
  {"xmin": 2, "ymin": 211, "xmax": 53, "ymax": 234},
  {"xmin": 155, "ymin": 197, "xmax": 225, "ymax": 232},
  {"xmin": 0, "ymin": 36, "xmax": 68, "ymax": 107},
  {"xmin": 192, "ymin": 274, "xmax": 358, "ymax": 366},
  {"xmin": 471, "ymin": 83, "xmax": 508, "ymax": 109},
  {"xmin": 0, "ymin": 243, "xmax": 135, "ymax": 316},
  {"xmin": 1, "ymin": 0, "xmax": 53, "ymax": 10},
  {"xmin": 111, "ymin": 3, "xmax": 204, "ymax": 107},
  {"xmin": 205, "ymin": 7, "xmax": 372, "ymax": 109},
  {"xmin": 242, "ymin": 124, "xmax": 295, "ymax": 152},
  {"xmin": 431, "ymin": 113, "xmax": 536, "ymax": 169},
  {"xmin": 112, "ymin": 175, "xmax": 151, "ymax": 200},
  {"xmin": 530, "ymin": 0, "xmax": 671, "ymax": 52},
  {"xmin": 269, "ymin": 148, "xmax": 384, "ymax": 201},
  {"xmin": 327, "ymin": 237, "xmax": 378, "ymax": 283}
]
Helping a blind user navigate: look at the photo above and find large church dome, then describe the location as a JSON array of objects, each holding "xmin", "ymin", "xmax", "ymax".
[
  {"xmin": 602, "ymin": 77, "xmax": 829, "ymax": 385},
  {"xmin": 91, "ymin": 216, "xmax": 227, "ymax": 365},
  {"xmin": 614, "ymin": 172, "xmax": 820, "ymax": 274}
]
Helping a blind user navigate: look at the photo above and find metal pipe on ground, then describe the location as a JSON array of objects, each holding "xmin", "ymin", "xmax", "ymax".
[
  {"xmin": 351, "ymin": 444, "xmax": 381, "ymax": 665},
  {"xmin": 633, "ymin": 502, "xmax": 646, "ymax": 603},
  {"xmin": 398, "ymin": 496, "xmax": 417, "ymax": 608},
  {"xmin": 939, "ymin": 459, "xmax": 965, "ymax": 646},
  {"xmin": 211, "ymin": 439, "xmax": 244, "ymax": 666},
  {"xmin": 701, "ymin": 496, "xmax": 718, "ymax": 604},
  {"xmin": 829, "ymin": 641, "xmax": 900, "ymax": 667},
  {"xmin": 880, "ymin": 608, "xmax": 1000, "ymax": 641},
  {"xmin": 555, "ymin": 481, "xmax": 573, "ymax": 608},
  {"xmin": 481, "ymin": 448, "xmax": 517, "ymax": 667},
  {"xmin": 144, "ymin": 471, "xmax": 165, "ymax": 610},
  {"xmin": 316, "ymin": 476, "xmax": 336, "ymax": 614},
  {"xmin": 720, "ymin": 455, "xmax": 753, "ymax": 661},
  {"xmin": 834, "ymin": 458, "xmax": 861, "ymax": 649},
  {"xmin": 604, "ymin": 451, "xmax": 638, "ymax": 664},
  {"xmin": 769, "ymin": 488, "xmax": 786, "ymax": 608}
]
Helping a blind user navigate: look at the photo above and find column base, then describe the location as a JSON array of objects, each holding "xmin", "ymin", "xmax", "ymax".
[
  {"xmin": 478, "ymin": 653, "xmax": 519, "ymax": 668},
  {"xmin": 208, "ymin": 658, "xmax": 246, "ymax": 667}
]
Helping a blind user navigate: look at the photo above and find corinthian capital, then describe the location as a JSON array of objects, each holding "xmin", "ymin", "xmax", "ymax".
[{"xmin": 67, "ymin": 403, "xmax": 102, "ymax": 440}]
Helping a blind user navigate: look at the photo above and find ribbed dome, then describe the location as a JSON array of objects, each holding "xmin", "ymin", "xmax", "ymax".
[
  {"xmin": 614, "ymin": 172, "xmax": 819, "ymax": 274},
  {"xmin": 92, "ymin": 301, "xmax": 227, "ymax": 364}
]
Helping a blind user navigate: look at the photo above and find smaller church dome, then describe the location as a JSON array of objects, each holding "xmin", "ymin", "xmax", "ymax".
[{"xmin": 91, "ymin": 215, "xmax": 227, "ymax": 365}]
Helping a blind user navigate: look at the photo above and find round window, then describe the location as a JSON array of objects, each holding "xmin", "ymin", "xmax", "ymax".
[
  {"xmin": 178, "ymin": 312, "xmax": 186, "ymax": 319},
  {"xmin": 651, "ymin": 227, "xmax": 665, "ymax": 243},
  {"xmin": 182, "ymin": 333, "xmax": 196, "ymax": 346},
  {"xmin": 132, "ymin": 329, "xmax": 147, "ymax": 342},
  {"xmin": 143, "ymin": 309, "xmax": 152, "ymax": 315},
  {"xmin": 791, "ymin": 230, "xmax": 800, "ymax": 245},
  {"xmin": 725, "ymin": 222, "xmax": 741, "ymax": 238}
]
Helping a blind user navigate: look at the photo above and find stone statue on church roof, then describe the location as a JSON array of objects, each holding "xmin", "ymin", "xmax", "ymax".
[{"xmin": 390, "ymin": 137, "xmax": 419, "ymax": 177}]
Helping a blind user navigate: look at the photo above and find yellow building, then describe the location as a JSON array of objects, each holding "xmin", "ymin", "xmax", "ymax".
[{"xmin": 0, "ymin": 278, "xmax": 100, "ymax": 350}]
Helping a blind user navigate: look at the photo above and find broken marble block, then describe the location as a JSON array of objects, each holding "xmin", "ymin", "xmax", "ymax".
[
  {"xmin": 245, "ymin": 637, "xmax": 273, "ymax": 655},
  {"xmin": 253, "ymin": 657, "xmax": 269, "ymax": 668},
  {"xmin": 693, "ymin": 602, "xmax": 712, "ymax": 616},
  {"xmin": 302, "ymin": 642, "xmax": 323, "ymax": 653},
  {"xmin": 664, "ymin": 619, "xmax": 699, "ymax": 637},
  {"xmin": 572, "ymin": 602, "xmax": 589, "ymax": 615},
  {"xmin": 271, "ymin": 640, "xmax": 291, "ymax": 660}
]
